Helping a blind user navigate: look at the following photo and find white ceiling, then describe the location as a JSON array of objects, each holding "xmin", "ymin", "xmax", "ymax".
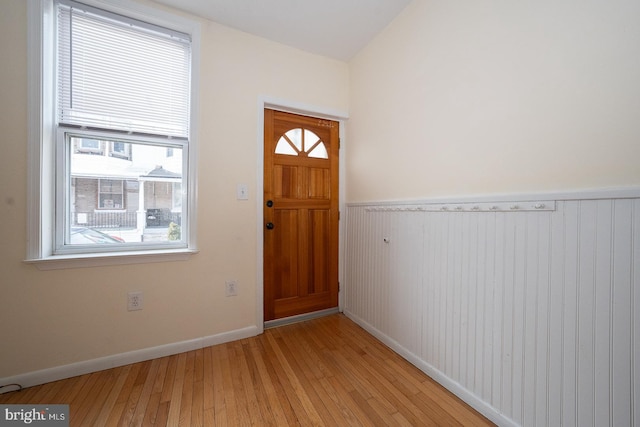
[{"xmin": 150, "ymin": 0, "xmax": 412, "ymax": 61}]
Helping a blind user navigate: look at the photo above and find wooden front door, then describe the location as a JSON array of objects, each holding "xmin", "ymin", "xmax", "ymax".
[{"xmin": 263, "ymin": 109, "xmax": 339, "ymax": 321}]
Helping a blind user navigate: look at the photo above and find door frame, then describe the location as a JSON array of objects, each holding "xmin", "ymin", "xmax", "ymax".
[{"xmin": 255, "ymin": 96, "xmax": 348, "ymax": 333}]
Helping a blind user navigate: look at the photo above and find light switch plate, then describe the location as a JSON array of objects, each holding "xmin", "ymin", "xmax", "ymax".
[{"xmin": 236, "ymin": 184, "xmax": 248, "ymax": 200}]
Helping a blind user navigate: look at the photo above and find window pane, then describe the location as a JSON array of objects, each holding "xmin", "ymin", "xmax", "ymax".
[
  {"xmin": 275, "ymin": 138, "xmax": 298, "ymax": 156},
  {"xmin": 68, "ymin": 136, "xmax": 184, "ymax": 246},
  {"xmin": 287, "ymin": 129, "xmax": 303, "ymax": 151},
  {"xmin": 303, "ymin": 129, "xmax": 320, "ymax": 152},
  {"xmin": 308, "ymin": 142, "xmax": 329, "ymax": 159},
  {"xmin": 110, "ymin": 142, "xmax": 131, "ymax": 160},
  {"xmin": 82, "ymin": 139, "xmax": 100, "ymax": 149}
]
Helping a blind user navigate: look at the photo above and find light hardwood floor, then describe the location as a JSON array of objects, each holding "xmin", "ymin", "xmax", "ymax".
[{"xmin": 0, "ymin": 314, "xmax": 494, "ymax": 426}]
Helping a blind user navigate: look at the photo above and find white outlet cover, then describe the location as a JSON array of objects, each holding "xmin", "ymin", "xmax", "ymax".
[
  {"xmin": 127, "ymin": 291, "xmax": 143, "ymax": 311},
  {"xmin": 225, "ymin": 280, "xmax": 238, "ymax": 296}
]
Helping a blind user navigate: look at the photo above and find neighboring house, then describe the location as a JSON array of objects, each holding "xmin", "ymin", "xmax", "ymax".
[{"xmin": 70, "ymin": 138, "xmax": 182, "ymax": 241}]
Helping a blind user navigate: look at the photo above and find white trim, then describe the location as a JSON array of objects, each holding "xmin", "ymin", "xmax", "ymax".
[
  {"xmin": 338, "ymin": 118, "xmax": 346, "ymax": 311},
  {"xmin": 363, "ymin": 200, "xmax": 556, "ymax": 213},
  {"xmin": 256, "ymin": 101, "xmax": 265, "ymax": 335},
  {"xmin": 343, "ymin": 309, "xmax": 518, "ymax": 427},
  {"xmin": 23, "ymin": 248, "xmax": 199, "ymax": 270},
  {"xmin": 346, "ymin": 185, "xmax": 640, "ymax": 208},
  {"xmin": 27, "ymin": 0, "xmax": 55, "ymax": 261},
  {"xmin": 26, "ymin": 0, "xmax": 41, "ymax": 260},
  {"xmin": 0, "ymin": 325, "xmax": 259, "ymax": 393},
  {"xmin": 256, "ymin": 96, "xmax": 348, "ymax": 332},
  {"xmin": 260, "ymin": 95, "xmax": 348, "ymax": 122},
  {"xmin": 186, "ymin": 15, "xmax": 201, "ymax": 255}
]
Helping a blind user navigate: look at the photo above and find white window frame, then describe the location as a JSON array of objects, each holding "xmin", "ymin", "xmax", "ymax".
[{"xmin": 26, "ymin": 0, "xmax": 200, "ymax": 270}]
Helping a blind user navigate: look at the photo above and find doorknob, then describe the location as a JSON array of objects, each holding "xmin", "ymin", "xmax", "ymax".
[
  {"xmin": 265, "ymin": 222, "xmax": 274, "ymax": 230},
  {"xmin": 266, "ymin": 200, "xmax": 274, "ymax": 207}
]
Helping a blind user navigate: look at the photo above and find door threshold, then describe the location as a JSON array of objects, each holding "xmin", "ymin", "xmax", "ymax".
[{"xmin": 264, "ymin": 307, "xmax": 340, "ymax": 329}]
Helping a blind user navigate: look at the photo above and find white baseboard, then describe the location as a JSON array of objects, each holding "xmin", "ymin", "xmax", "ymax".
[
  {"xmin": 343, "ymin": 309, "xmax": 518, "ymax": 427},
  {"xmin": 0, "ymin": 325, "xmax": 260, "ymax": 394}
]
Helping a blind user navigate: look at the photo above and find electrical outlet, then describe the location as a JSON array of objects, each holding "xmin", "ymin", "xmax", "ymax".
[
  {"xmin": 127, "ymin": 291, "xmax": 143, "ymax": 311},
  {"xmin": 225, "ymin": 280, "xmax": 237, "ymax": 297}
]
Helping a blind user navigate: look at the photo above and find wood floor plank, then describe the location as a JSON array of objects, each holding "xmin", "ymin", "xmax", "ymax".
[
  {"xmin": 75, "ymin": 369, "xmax": 119, "ymax": 427},
  {"xmin": 261, "ymin": 330, "xmax": 308, "ymax": 424},
  {"xmin": 209, "ymin": 344, "xmax": 229, "ymax": 427},
  {"xmin": 254, "ymin": 335, "xmax": 302, "ymax": 426},
  {"xmin": 419, "ymin": 377, "xmax": 494, "ymax": 426},
  {"xmin": 88, "ymin": 365, "xmax": 131, "ymax": 427},
  {"xmin": 191, "ymin": 349, "xmax": 205, "ymax": 427},
  {"xmin": 275, "ymin": 332, "xmax": 339, "ymax": 426},
  {"xmin": 247, "ymin": 338, "xmax": 290, "ymax": 425},
  {"xmin": 159, "ymin": 354, "xmax": 178, "ymax": 404},
  {"xmin": 292, "ymin": 323, "xmax": 369, "ymax": 426},
  {"xmin": 217, "ymin": 342, "xmax": 241, "ymax": 426},
  {"xmin": 153, "ymin": 401, "xmax": 170, "ymax": 427},
  {"xmin": 356, "ymin": 354, "xmax": 440, "ymax": 425},
  {"xmin": 202, "ymin": 346, "xmax": 214, "ymax": 414},
  {"xmin": 165, "ymin": 352, "xmax": 187, "ymax": 426},
  {"xmin": 286, "ymin": 323, "xmax": 371, "ymax": 426},
  {"xmin": 178, "ymin": 350, "xmax": 195, "ymax": 427},
  {"xmin": 117, "ymin": 360, "xmax": 152, "ymax": 426},
  {"xmin": 26, "ymin": 375, "xmax": 66, "ymax": 404},
  {"xmin": 348, "ymin": 389, "xmax": 389, "ymax": 427},
  {"xmin": 141, "ymin": 356, "xmax": 170, "ymax": 426},
  {"xmin": 0, "ymin": 314, "xmax": 494, "ymax": 426},
  {"xmin": 103, "ymin": 361, "xmax": 142, "ymax": 426},
  {"xmin": 68, "ymin": 371, "xmax": 106, "ymax": 427},
  {"xmin": 240, "ymin": 341, "xmax": 278, "ymax": 426},
  {"xmin": 321, "ymin": 376, "xmax": 374, "ymax": 427},
  {"xmin": 230, "ymin": 340, "xmax": 260, "ymax": 426},
  {"xmin": 265, "ymin": 330, "xmax": 325, "ymax": 425},
  {"xmin": 154, "ymin": 354, "xmax": 178, "ymax": 427},
  {"xmin": 129, "ymin": 358, "xmax": 161, "ymax": 427}
]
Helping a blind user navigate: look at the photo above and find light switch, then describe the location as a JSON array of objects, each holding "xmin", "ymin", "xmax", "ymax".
[{"xmin": 236, "ymin": 184, "xmax": 249, "ymax": 200}]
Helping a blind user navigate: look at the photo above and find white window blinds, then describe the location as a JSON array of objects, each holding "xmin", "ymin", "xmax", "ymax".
[{"xmin": 57, "ymin": 1, "xmax": 191, "ymax": 138}]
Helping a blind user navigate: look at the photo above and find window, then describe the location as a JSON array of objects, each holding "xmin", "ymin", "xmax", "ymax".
[
  {"xmin": 98, "ymin": 179, "xmax": 124, "ymax": 209},
  {"xmin": 74, "ymin": 139, "xmax": 132, "ymax": 160},
  {"xmin": 27, "ymin": 0, "xmax": 200, "ymax": 267},
  {"xmin": 110, "ymin": 142, "xmax": 132, "ymax": 160},
  {"xmin": 275, "ymin": 128, "xmax": 329, "ymax": 159},
  {"xmin": 75, "ymin": 138, "xmax": 104, "ymax": 155}
]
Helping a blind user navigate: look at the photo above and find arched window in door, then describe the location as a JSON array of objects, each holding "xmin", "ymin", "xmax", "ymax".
[{"xmin": 275, "ymin": 128, "xmax": 329, "ymax": 159}]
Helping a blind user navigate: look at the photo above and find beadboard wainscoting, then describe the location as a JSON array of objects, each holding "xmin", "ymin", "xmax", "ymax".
[{"xmin": 344, "ymin": 190, "xmax": 640, "ymax": 427}]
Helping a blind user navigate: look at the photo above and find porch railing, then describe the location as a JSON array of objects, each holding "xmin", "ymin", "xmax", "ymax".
[
  {"xmin": 73, "ymin": 211, "xmax": 137, "ymax": 229},
  {"xmin": 74, "ymin": 210, "xmax": 181, "ymax": 229}
]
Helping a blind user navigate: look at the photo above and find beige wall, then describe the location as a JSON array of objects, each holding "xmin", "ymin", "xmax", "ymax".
[
  {"xmin": 347, "ymin": 0, "xmax": 640, "ymax": 202},
  {"xmin": 0, "ymin": 0, "xmax": 348, "ymax": 378}
]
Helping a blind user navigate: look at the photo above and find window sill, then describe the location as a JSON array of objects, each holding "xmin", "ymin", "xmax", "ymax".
[{"xmin": 24, "ymin": 248, "xmax": 199, "ymax": 270}]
